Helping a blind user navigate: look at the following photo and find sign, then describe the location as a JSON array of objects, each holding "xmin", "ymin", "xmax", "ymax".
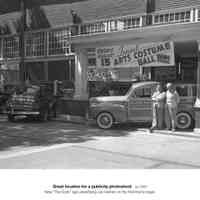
[{"xmin": 95, "ymin": 41, "xmax": 174, "ymax": 68}]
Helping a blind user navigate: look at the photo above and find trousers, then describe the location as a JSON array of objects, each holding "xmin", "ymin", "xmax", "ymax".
[
  {"xmin": 165, "ymin": 104, "xmax": 177, "ymax": 129},
  {"xmin": 152, "ymin": 104, "xmax": 164, "ymax": 129}
]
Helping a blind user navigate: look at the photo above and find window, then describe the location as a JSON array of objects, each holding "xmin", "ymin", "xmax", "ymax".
[
  {"xmin": 134, "ymin": 87, "xmax": 152, "ymax": 98},
  {"xmin": 87, "ymin": 48, "xmax": 96, "ymax": 67},
  {"xmin": 88, "ymin": 58, "xmax": 96, "ymax": 66},
  {"xmin": 3, "ymin": 36, "xmax": 19, "ymax": 58},
  {"xmin": 198, "ymin": 9, "xmax": 200, "ymax": 21},
  {"xmin": 48, "ymin": 29, "xmax": 71, "ymax": 56},
  {"xmin": 176, "ymin": 85, "xmax": 188, "ymax": 97}
]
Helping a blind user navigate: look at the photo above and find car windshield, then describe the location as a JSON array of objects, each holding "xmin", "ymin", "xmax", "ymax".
[{"xmin": 94, "ymin": 83, "xmax": 132, "ymax": 97}]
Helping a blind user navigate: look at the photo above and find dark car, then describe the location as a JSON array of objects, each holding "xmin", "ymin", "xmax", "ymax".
[{"xmin": 7, "ymin": 81, "xmax": 63, "ymax": 122}]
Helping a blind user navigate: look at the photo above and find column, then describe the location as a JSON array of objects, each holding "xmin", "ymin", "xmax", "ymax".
[
  {"xmin": 74, "ymin": 48, "xmax": 88, "ymax": 100},
  {"xmin": 194, "ymin": 41, "xmax": 200, "ymax": 133}
]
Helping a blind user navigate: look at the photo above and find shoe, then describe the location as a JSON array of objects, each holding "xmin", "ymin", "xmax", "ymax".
[
  {"xmin": 171, "ymin": 128, "xmax": 176, "ymax": 132},
  {"xmin": 149, "ymin": 128, "xmax": 153, "ymax": 133}
]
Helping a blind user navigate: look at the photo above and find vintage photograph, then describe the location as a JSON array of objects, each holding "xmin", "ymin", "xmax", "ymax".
[{"xmin": 0, "ymin": 0, "xmax": 200, "ymax": 170}]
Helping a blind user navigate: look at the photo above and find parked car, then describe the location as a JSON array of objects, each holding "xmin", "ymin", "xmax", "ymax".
[
  {"xmin": 0, "ymin": 83, "xmax": 20, "ymax": 113},
  {"xmin": 7, "ymin": 81, "xmax": 63, "ymax": 122},
  {"xmin": 89, "ymin": 81, "xmax": 196, "ymax": 129}
]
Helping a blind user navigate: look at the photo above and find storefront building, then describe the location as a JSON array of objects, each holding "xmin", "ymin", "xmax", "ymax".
[{"xmin": 1, "ymin": 0, "xmax": 200, "ymax": 130}]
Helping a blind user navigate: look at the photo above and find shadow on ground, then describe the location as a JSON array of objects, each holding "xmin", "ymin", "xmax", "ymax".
[{"xmin": 0, "ymin": 120, "xmax": 140, "ymax": 151}]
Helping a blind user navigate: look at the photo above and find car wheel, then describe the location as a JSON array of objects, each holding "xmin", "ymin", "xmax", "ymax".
[
  {"xmin": 176, "ymin": 112, "xmax": 192, "ymax": 129},
  {"xmin": 96, "ymin": 112, "xmax": 114, "ymax": 129},
  {"xmin": 8, "ymin": 114, "xmax": 15, "ymax": 122}
]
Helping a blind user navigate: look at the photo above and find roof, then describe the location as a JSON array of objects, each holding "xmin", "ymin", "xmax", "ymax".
[
  {"xmin": 155, "ymin": 0, "xmax": 200, "ymax": 11},
  {"xmin": 1, "ymin": 0, "xmax": 200, "ymax": 34}
]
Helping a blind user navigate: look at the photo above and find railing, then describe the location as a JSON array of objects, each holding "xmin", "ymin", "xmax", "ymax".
[
  {"xmin": 152, "ymin": 9, "xmax": 192, "ymax": 25},
  {"xmin": 3, "ymin": 35, "xmax": 19, "ymax": 59},
  {"xmin": 0, "ymin": 6, "xmax": 200, "ymax": 60}
]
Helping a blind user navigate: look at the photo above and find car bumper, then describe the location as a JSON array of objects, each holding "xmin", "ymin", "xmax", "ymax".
[{"xmin": 8, "ymin": 111, "xmax": 40, "ymax": 115}]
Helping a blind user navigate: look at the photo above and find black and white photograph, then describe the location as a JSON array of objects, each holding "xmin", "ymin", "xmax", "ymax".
[{"xmin": 0, "ymin": 0, "xmax": 200, "ymax": 199}]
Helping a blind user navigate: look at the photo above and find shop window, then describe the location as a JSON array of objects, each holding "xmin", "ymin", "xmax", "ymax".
[
  {"xmin": 3, "ymin": 36, "xmax": 19, "ymax": 58},
  {"xmin": 198, "ymin": 9, "xmax": 200, "ymax": 21},
  {"xmin": 26, "ymin": 62, "xmax": 45, "ymax": 82},
  {"xmin": 48, "ymin": 60, "xmax": 75, "ymax": 82},
  {"xmin": 101, "ymin": 57, "xmax": 111, "ymax": 67},
  {"xmin": 88, "ymin": 58, "xmax": 96, "ymax": 66},
  {"xmin": 87, "ymin": 48, "xmax": 96, "ymax": 67},
  {"xmin": 180, "ymin": 57, "xmax": 197, "ymax": 83}
]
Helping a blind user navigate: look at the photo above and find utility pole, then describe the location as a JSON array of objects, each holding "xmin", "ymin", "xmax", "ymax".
[{"xmin": 19, "ymin": 0, "xmax": 26, "ymax": 82}]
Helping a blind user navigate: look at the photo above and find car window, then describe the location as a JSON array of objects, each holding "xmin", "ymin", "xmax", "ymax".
[
  {"xmin": 134, "ymin": 87, "xmax": 152, "ymax": 98},
  {"xmin": 176, "ymin": 85, "xmax": 188, "ymax": 97}
]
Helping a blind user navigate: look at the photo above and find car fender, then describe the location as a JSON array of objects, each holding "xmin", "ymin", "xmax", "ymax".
[{"xmin": 90, "ymin": 102, "xmax": 128, "ymax": 123}]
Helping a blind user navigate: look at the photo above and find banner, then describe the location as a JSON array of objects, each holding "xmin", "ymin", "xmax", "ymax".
[{"xmin": 95, "ymin": 41, "xmax": 175, "ymax": 68}]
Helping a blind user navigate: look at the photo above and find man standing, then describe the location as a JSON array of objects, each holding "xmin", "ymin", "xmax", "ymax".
[
  {"xmin": 149, "ymin": 83, "xmax": 166, "ymax": 133},
  {"xmin": 165, "ymin": 83, "xmax": 180, "ymax": 132}
]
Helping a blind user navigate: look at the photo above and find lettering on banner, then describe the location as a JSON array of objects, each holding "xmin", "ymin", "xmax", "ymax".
[{"xmin": 94, "ymin": 41, "xmax": 174, "ymax": 68}]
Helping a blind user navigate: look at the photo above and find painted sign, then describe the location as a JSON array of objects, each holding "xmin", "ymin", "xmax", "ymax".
[
  {"xmin": 95, "ymin": 41, "xmax": 174, "ymax": 68},
  {"xmin": 87, "ymin": 67, "xmax": 140, "ymax": 81}
]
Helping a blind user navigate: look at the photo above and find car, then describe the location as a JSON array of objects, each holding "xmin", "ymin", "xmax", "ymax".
[
  {"xmin": 6, "ymin": 81, "xmax": 63, "ymax": 122},
  {"xmin": 89, "ymin": 81, "xmax": 196, "ymax": 129}
]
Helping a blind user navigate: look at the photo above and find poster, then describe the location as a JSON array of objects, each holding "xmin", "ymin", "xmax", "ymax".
[{"xmin": 95, "ymin": 41, "xmax": 175, "ymax": 68}]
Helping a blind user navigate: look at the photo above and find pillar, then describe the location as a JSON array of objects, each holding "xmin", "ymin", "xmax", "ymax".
[
  {"xmin": 74, "ymin": 48, "xmax": 88, "ymax": 100},
  {"xmin": 194, "ymin": 42, "xmax": 200, "ymax": 133}
]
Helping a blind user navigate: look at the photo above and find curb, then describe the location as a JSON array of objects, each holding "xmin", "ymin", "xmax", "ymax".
[{"xmin": 137, "ymin": 128, "xmax": 200, "ymax": 139}]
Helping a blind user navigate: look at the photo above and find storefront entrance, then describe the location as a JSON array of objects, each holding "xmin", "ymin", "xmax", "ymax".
[{"xmin": 146, "ymin": 41, "xmax": 198, "ymax": 84}]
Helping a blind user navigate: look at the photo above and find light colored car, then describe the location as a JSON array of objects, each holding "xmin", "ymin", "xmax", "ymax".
[{"xmin": 89, "ymin": 81, "xmax": 196, "ymax": 129}]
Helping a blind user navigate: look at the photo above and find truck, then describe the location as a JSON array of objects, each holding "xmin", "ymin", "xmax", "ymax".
[{"xmin": 7, "ymin": 81, "xmax": 63, "ymax": 122}]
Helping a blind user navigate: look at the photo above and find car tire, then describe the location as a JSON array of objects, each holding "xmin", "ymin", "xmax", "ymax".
[
  {"xmin": 96, "ymin": 112, "xmax": 114, "ymax": 129},
  {"xmin": 8, "ymin": 114, "xmax": 15, "ymax": 122},
  {"xmin": 176, "ymin": 112, "xmax": 192, "ymax": 129}
]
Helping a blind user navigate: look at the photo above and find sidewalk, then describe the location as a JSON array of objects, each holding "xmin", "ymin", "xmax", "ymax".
[{"xmin": 137, "ymin": 128, "xmax": 200, "ymax": 139}]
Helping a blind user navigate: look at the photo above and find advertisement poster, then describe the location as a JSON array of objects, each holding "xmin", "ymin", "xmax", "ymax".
[{"xmin": 95, "ymin": 41, "xmax": 175, "ymax": 68}]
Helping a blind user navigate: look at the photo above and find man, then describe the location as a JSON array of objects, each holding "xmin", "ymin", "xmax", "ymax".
[
  {"xmin": 165, "ymin": 83, "xmax": 180, "ymax": 132},
  {"xmin": 149, "ymin": 83, "xmax": 166, "ymax": 133}
]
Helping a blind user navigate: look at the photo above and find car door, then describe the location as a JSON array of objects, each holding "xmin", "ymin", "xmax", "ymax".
[{"xmin": 128, "ymin": 84, "xmax": 157, "ymax": 122}]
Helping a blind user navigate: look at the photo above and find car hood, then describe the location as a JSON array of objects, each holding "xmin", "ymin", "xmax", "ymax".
[{"xmin": 90, "ymin": 96, "xmax": 127, "ymax": 102}]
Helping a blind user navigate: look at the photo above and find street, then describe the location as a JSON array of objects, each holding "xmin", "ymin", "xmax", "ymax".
[{"xmin": 0, "ymin": 120, "xmax": 200, "ymax": 169}]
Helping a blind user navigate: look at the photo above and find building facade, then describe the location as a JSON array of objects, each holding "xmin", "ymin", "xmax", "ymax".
[{"xmin": 1, "ymin": 0, "xmax": 200, "ymax": 129}]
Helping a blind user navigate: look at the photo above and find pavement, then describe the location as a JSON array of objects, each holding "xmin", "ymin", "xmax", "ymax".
[{"xmin": 0, "ymin": 116, "xmax": 200, "ymax": 169}]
